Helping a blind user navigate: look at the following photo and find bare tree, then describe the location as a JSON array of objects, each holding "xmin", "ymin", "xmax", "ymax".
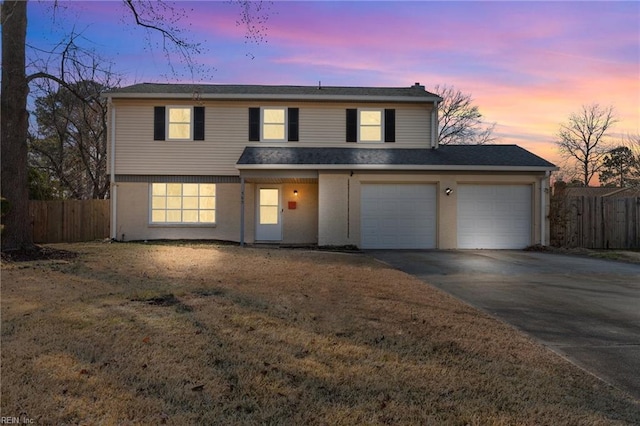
[
  {"xmin": 31, "ymin": 80, "xmax": 112, "ymax": 199},
  {"xmin": 433, "ymin": 84, "xmax": 496, "ymax": 145},
  {"xmin": 28, "ymin": 36, "xmax": 120, "ymax": 200},
  {"xmin": 556, "ymin": 104, "xmax": 617, "ymax": 187},
  {"xmin": 1, "ymin": 0, "xmax": 268, "ymax": 250}
]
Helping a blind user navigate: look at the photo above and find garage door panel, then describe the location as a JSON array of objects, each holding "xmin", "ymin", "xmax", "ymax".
[
  {"xmin": 361, "ymin": 184, "xmax": 436, "ymax": 249},
  {"xmin": 458, "ymin": 184, "xmax": 532, "ymax": 249}
]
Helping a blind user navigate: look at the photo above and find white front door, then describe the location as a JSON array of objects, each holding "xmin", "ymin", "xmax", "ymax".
[{"xmin": 256, "ymin": 186, "xmax": 282, "ymax": 241}]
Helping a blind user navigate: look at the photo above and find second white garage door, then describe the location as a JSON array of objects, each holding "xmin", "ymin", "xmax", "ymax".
[
  {"xmin": 361, "ymin": 184, "xmax": 437, "ymax": 249},
  {"xmin": 457, "ymin": 184, "xmax": 532, "ymax": 249}
]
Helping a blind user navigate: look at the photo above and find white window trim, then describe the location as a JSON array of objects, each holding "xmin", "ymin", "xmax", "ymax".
[
  {"xmin": 261, "ymin": 107, "xmax": 288, "ymax": 142},
  {"xmin": 358, "ymin": 108, "xmax": 385, "ymax": 144},
  {"xmin": 166, "ymin": 105, "xmax": 194, "ymax": 141},
  {"xmin": 149, "ymin": 183, "xmax": 216, "ymax": 226}
]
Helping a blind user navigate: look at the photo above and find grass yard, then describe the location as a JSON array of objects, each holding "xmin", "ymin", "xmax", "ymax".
[{"xmin": 1, "ymin": 242, "xmax": 639, "ymax": 425}]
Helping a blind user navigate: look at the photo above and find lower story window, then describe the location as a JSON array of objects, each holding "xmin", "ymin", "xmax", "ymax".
[{"xmin": 151, "ymin": 183, "xmax": 216, "ymax": 224}]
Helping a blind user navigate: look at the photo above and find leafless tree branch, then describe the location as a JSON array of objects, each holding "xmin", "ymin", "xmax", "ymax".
[
  {"xmin": 555, "ymin": 104, "xmax": 617, "ymax": 186},
  {"xmin": 434, "ymin": 84, "xmax": 497, "ymax": 145}
]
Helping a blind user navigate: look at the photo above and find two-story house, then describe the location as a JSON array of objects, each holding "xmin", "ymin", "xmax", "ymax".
[{"xmin": 104, "ymin": 82, "xmax": 557, "ymax": 249}]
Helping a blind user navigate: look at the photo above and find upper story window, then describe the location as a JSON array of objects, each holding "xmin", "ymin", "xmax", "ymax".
[
  {"xmin": 346, "ymin": 108, "xmax": 395, "ymax": 143},
  {"xmin": 168, "ymin": 107, "xmax": 192, "ymax": 140},
  {"xmin": 154, "ymin": 106, "xmax": 205, "ymax": 141},
  {"xmin": 262, "ymin": 108, "xmax": 286, "ymax": 141},
  {"xmin": 249, "ymin": 107, "xmax": 299, "ymax": 142},
  {"xmin": 359, "ymin": 109, "xmax": 383, "ymax": 142}
]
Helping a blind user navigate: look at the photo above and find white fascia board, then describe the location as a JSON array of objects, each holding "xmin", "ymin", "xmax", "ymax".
[
  {"xmin": 103, "ymin": 92, "xmax": 442, "ymax": 103},
  {"xmin": 236, "ymin": 164, "xmax": 559, "ymax": 172},
  {"xmin": 239, "ymin": 170, "xmax": 319, "ymax": 180}
]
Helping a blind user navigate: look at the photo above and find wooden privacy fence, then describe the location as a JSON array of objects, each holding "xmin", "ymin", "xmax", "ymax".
[
  {"xmin": 551, "ymin": 196, "xmax": 640, "ymax": 249},
  {"xmin": 30, "ymin": 200, "xmax": 110, "ymax": 243}
]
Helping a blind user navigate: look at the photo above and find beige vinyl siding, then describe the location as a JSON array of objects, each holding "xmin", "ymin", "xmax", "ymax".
[
  {"xmin": 299, "ymin": 108, "xmax": 344, "ymax": 146},
  {"xmin": 114, "ymin": 101, "xmax": 247, "ymax": 175},
  {"xmin": 112, "ymin": 99, "xmax": 434, "ymax": 175},
  {"xmin": 395, "ymin": 107, "xmax": 432, "ymax": 146},
  {"xmin": 299, "ymin": 105, "xmax": 430, "ymax": 146}
]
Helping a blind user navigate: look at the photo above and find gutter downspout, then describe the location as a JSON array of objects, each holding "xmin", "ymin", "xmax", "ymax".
[
  {"xmin": 109, "ymin": 99, "xmax": 117, "ymax": 240},
  {"xmin": 240, "ymin": 176, "xmax": 245, "ymax": 247},
  {"xmin": 540, "ymin": 171, "xmax": 550, "ymax": 245},
  {"xmin": 431, "ymin": 100, "xmax": 439, "ymax": 149}
]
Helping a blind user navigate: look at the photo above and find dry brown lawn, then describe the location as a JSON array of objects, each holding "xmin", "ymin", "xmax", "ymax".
[{"xmin": 1, "ymin": 242, "xmax": 639, "ymax": 425}]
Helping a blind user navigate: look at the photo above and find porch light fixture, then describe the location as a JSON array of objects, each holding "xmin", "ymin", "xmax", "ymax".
[
  {"xmin": 445, "ymin": 188, "xmax": 453, "ymax": 196},
  {"xmin": 293, "ymin": 190, "xmax": 298, "ymax": 196}
]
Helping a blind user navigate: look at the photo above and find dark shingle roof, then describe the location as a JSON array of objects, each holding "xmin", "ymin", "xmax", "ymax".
[
  {"xmin": 104, "ymin": 83, "xmax": 441, "ymax": 101},
  {"xmin": 237, "ymin": 145, "xmax": 557, "ymax": 170}
]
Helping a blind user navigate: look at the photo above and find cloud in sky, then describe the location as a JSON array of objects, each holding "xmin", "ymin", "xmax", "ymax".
[{"xmin": 24, "ymin": 1, "xmax": 640, "ymax": 165}]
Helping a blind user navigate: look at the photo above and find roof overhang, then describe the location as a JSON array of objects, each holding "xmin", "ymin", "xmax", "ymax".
[
  {"xmin": 237, "ymin": 164, "xmax": 558, "ymax": 173},
  {"xmin": 103, "ymin": 92, "xmax": 441, "ymax": 103},
  {"xmin": 239, "ymin": 170, "xmax": 319, "ymax": 183}
]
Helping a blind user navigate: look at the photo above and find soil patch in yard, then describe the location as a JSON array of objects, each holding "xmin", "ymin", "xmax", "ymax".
[
  {"xmin": 2, "ymin": 242, "xmax": 639, "ymax": 425},
  {"xmin": 1, "ymin": 245, "xmax": 78, "ymax": 262}
]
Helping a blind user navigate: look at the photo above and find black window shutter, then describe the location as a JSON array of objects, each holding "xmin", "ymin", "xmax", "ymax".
[
  {"xmin": 154, "ymin": 106, "xmax": 166, "ymax": 140},
  {"xmin": 288, "ymin": 108, "xmax": 299, "ymax": 141},
  {"xmin": 249, "ymin": 108, "xmax": 260, "ymax": 141},
  {"xmin": 384, "ymin": 109, "xmax": 395, "ymax": 142},
  {"xmin": 346, "ymin": 109, "xmax": 357, "ymax": 142},
  {"xmin": 194, "ymin": 106, "xmax": 205, "ymax": 140}
]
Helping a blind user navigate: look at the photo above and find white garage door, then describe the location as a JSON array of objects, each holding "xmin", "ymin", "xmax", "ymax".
[
  {"xmin": 361, "ymin": 184, "xmax": 437, "ymax": 249},
  {"xmin": 457, "ymin": 184, "xmax": 532, "ymax": 249}
]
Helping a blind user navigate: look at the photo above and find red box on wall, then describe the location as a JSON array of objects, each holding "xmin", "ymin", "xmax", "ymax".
[{"xmin": 288, "ymin": 201, "xmax": 297, "ymax": 210}]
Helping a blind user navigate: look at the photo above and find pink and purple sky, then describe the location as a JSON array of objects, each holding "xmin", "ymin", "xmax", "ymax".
[{"xmin": 25, "ymin": 1, "xmax": 639, "ymax": 170}]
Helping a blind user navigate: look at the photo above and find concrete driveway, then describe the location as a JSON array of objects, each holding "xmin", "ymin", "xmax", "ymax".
[{"xmin": 370, "ymin": 250, "xmax": 640, "ymax": 400}]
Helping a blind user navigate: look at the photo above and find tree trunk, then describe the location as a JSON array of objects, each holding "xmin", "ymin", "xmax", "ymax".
[{"xmin": 1, "ymin": 0, "xmax": 32, "ymax": 250}]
